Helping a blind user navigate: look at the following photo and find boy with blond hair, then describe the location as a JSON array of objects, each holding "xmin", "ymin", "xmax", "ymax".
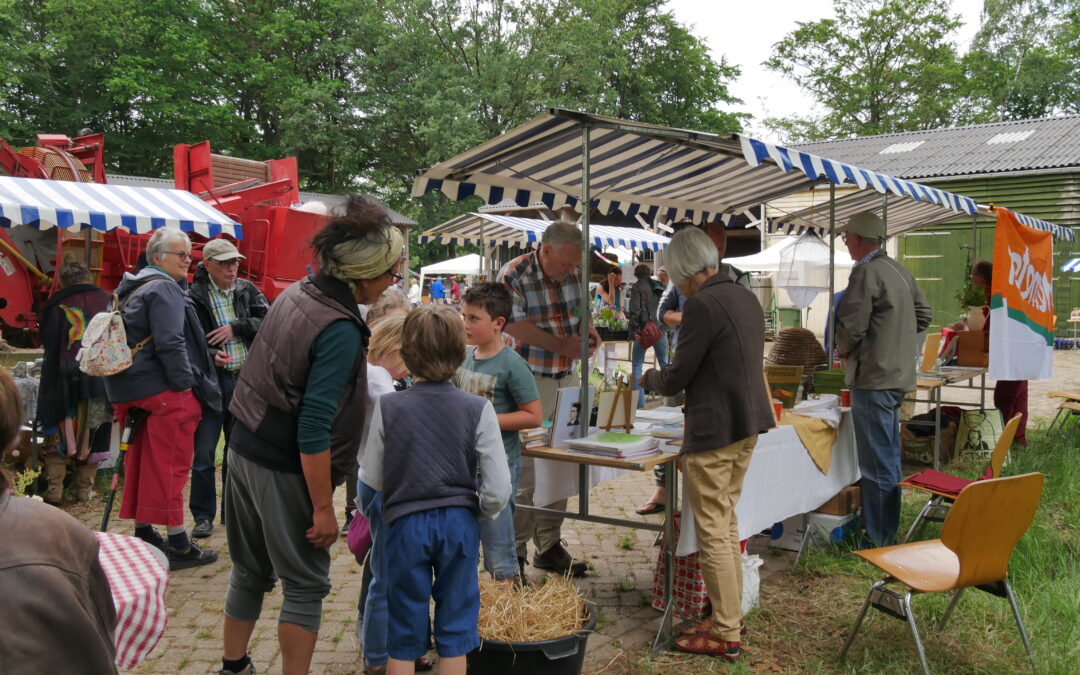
[
  {"xmin": 359, "ymin": 305, "xmax": 511, "ymax": 675},
  {"xmin": 455, "ymin": 282, "xmax": 541, "ymax": 581}
]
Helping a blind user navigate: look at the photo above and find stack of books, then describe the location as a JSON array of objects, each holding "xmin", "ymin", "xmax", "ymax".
[
  {"xmin": 566, "ymin": 431, "xmax": 660, "ymax": 459},
  {"xmin": 519, "ymin": 426, "xmax": 550, "ymax": 449},
  {"xmin": 647, "ymin": 421, "xmax": 685, "ymax": 439}
]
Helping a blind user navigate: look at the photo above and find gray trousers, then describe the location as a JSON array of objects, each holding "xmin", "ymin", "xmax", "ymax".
[
  {"xmin": 514, "ymin": 371, "xmax": 578, "ymax": 557},
  {"xmin": 223, "ymin": 451, "xmax": 331, "ymax": 632}
]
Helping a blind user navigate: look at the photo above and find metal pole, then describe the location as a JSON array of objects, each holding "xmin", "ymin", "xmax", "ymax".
[
  {"xmin": 827, "ymin": 184, "xmax": 836, "ymax": 360},
  {"xmin": 579, "ymin": 126, "xmax": 592, "ymax": 440}
]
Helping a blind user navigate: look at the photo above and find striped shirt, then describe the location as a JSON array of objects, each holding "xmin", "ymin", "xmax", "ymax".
[
  {"xmin": 208, "ymin": 284, "xmax": 246, "ymax": 371},
  {"xmin": 498, "ymin": 251, "xmax": 584, "ymax": 375}
]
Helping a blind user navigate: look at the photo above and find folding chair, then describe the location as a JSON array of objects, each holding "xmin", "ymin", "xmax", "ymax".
[
  {"xmin": 840, "ymin": 473, "xmax": 1044, "ymax": 675},
  {"xmin": 898, "ymin": 413, "xmax": 1022, "ymax": 543},
  {"xmin": 1045, "ymin": 391, "xmax": 1080, "ymax": 444}
]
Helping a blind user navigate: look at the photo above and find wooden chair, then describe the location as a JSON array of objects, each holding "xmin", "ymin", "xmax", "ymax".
[
  {"xmin": 840, "ymin": 473, "xmax": 1044, "ymax": 674},
  {"xmin": 898, "ymin": 413, "xmax": 1022, "ymax": 543},
  {"xmin": 1045, "ymin": 391, "xmax": 1080, "ymax": 443},
  {"xmin": 919, "ymin": 332, "xmax": 942, "ymax": 373}
]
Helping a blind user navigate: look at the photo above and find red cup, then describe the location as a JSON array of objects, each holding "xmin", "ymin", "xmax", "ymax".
[
  {"xmin": 840, "ymin": 389, "xmax": 851, "ymax": 407},
  {"xmin": 773, "ymin": 401, "xmax": 783, "ymax": 421}
]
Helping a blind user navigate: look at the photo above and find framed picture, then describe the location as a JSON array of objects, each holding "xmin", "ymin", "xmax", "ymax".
[{"xmin": 551, "ymin": 385, "xmax": 596, "ymax": 447}]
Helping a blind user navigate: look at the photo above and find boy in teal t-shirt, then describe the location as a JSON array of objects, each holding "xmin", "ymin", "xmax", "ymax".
[{"xmin": 455, "ymin": 283, "xmax": 542, "ymax": 581}]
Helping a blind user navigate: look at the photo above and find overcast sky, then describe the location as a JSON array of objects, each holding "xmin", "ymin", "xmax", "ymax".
[{"xmin": 664, "ymin": 0, "xmax": 988, "ymax": 141}]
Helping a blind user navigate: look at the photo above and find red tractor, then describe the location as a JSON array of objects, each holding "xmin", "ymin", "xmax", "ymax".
[{"xmin": 1, "ymin": 133, "xmax": 340, "ymax": 346}]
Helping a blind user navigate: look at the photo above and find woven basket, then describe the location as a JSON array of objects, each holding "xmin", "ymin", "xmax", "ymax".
[{"xmin": 766, "ymin": 327, "xmax": 827, "ymax": 369}]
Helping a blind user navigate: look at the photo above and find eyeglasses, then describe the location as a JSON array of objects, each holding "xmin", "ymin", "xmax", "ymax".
[
  {"xmin": 211, "ymin": 258, "xmax": 240, "ymax": 268},
  {"xmin": 164, "ymin": 251, "xmax": 194, "ymax": 262},
  {"xmin": 388, "ymin": 270, "xmax": 404, "ymax": 283}
]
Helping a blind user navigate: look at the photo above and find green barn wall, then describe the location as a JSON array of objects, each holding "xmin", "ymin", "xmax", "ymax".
[{"xmin": 897, "ymin": 171, "xmax": 1080, "ymax": 332}]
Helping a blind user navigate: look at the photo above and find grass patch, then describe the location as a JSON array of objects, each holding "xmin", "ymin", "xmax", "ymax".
[
  {"xmin": 617, "ymin": 533, "xmax": 636, "ymax": 550},
  {"xmin": 615, "ymin": 576, "xmax": 636, "ymax": 592}
]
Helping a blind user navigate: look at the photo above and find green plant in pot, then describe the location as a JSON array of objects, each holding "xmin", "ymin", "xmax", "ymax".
[
  {"xmin": 955, "ymin": 258, "xmax": 989, "ymax": 331},
  {"xmin": 593, "ymin": 306, "xmax": 628, "ymax": 341}
]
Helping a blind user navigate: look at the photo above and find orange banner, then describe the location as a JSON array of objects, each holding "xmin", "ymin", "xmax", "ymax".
[{"xmin": 991, "ymin": 208, "xmax": 1055, "ymax": 340}]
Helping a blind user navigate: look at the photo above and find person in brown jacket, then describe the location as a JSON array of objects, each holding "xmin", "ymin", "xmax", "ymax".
[
  {"xmin": 640, "ymin": 227, "xmax": 775, "ymax": 662},
  {"xmin": 0, "ymin": 368, "xmax": 118, "ymax": 674}
]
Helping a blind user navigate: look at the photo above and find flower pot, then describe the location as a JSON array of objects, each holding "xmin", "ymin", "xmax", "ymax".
[
  {"xmin": 597, "ymin": 327, "xmax": 629, "ymax": 342},
  {"xmin": 467, "ymin": 601, "xmax": 597, "ymax": 675},
  {"xmin": 966, "ymin": 306, "xmax": 987, "ymax": 332}
]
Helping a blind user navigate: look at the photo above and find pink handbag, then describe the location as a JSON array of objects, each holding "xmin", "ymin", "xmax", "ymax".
[{"xmin": 347, "ymin": 511, "xmax": 373, "ymax": 563}]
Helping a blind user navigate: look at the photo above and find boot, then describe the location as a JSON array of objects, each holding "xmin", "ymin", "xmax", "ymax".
[
  {"xmin": 42, "ymin": 455, "xmax": 68, "ymax": 504},
  {"xmin": 74, "ymin": 462, "xmax": 99, "ymax": 502}
]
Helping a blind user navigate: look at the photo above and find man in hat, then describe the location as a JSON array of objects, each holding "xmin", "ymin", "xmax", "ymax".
[
  {"xmin": 188, "ymin": 239, "xmax": 269, "ymax": 538},
  {"xmin": 834, "ymin": 212, "xmax": 932, "ymax": 547}
]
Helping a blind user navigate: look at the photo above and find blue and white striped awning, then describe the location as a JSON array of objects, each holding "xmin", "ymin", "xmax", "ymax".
[
  {"xmin": 420, "ymin": 213, "xmax": 671, "ymax": 251},
  {"xmin": 413, "ymin": 109, "xmax": 983, "ymax": 232},
  {"xmin": 0, "ymin": 176, "xmax": 242, "ymax": 238},
  {"xmin": 1063, "ymin": 258, "xmax": 1080, "ymax": 273}
]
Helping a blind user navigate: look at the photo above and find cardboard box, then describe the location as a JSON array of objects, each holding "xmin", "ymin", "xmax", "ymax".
[
  {"xmin": 805, "ymin": 512, "xmax": 859, "ymax": 548},
  {"xmin": 814, "ymin": 485, "xmax": 861, "ymax": 516},
  {"xmin": 956, "ymin": 330, "xmax": 989, "ymax": 367},
  {"xmin": 769, "ymin": 514, "xmax": 806, "ymax": 551}
]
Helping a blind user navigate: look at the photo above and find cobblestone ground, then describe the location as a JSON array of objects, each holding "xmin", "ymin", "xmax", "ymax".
[{"xmin": 62, "ymin": 348, "xmax": 1079, "ymax": 674}]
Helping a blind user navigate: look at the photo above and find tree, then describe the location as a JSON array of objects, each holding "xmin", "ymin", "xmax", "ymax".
[
  {"xmin": 763, "ymin": 0, "xmax": 966, "ymax": 141},
  {"xmin": 963, "ymin": 0, "xmax": 1079, "ymax": 120}
]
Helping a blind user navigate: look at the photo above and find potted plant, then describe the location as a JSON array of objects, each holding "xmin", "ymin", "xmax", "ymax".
[
  {"xmin": 593, "ymin": 306, "xmax": 629, "ymax": 341},
  {"xmin": 955, "ymin": 258, "xmax": 988, "ymax": 331}
]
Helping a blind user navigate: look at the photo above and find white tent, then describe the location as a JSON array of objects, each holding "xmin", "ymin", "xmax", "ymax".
[
  {"xmin": 725, "ymin": 234, "xmax": 854, "ymax": 273},
  {"xmin": 421, "ymin": 253, "xmax": 483, "ymax": 277},
  {"xmin": 727, "ymin": 232, "xmax": 855, "ymax": 309}
]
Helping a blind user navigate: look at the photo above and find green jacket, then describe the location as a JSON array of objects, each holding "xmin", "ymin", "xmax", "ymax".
[{"xmin": 836, "ymin": 249, "xmax": 932, "ymax": 391}]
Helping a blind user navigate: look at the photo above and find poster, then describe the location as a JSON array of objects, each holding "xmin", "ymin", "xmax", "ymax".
[{"xmin": 989, "ymin": 208, "xmax": 1054, "ymax": 381}]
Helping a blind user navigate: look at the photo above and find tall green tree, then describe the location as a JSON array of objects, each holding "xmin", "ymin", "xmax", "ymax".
[{"xmin": 763, "ymin": 0, "xmax": 966, "ymax": 141}]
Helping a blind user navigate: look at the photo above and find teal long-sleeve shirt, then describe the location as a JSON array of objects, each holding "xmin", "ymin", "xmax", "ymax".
[{"xmin": 297, "ymin": 319, "xmax": 362, "ymax": 453}]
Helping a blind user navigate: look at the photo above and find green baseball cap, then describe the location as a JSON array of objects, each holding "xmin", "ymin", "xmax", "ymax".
[{"xmin": 836, "ymin": 211, "xmax": 886, "ymax": 239}]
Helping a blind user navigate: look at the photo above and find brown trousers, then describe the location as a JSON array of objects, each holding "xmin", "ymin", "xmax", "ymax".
[{"xmin": 684, "ymin": 435, "xmax": 757, "ymax": 642}]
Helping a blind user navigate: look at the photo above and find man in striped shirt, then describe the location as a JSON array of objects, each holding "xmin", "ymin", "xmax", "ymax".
[{"xmin": 499, "ymin": 221, "xmax": 600, "ymax": 577}]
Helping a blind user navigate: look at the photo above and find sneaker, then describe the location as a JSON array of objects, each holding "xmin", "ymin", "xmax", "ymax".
[
  {"xmin": 135, "ymin": 527, "xmax": 167, "ymax": 551},
  {"xmin": 218, "ymin": 664, "xmax": 256, "ymax": 675},
  {"xmin": 342, "ymin": 507, "xmax": 356, "ymax": 536},
  {"xmin": 532, "ymin": 542, "xmax": 588, "ymax": 577},
  {"xmin": 192, "ymin": 519, "xmax": 214, "ymax": 538},
  {"xmin": 165, "ymin": 541, "xmax": 219, "ymax": 571}
]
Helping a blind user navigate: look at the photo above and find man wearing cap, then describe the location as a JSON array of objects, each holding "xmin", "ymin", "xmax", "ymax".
[
  {"xmin": 188, "ymin": 239, "xmax": 270, "ymax": 538},
  {"xmin": 834, "ymin": 212, "xmax": 932, "ymax": 547}
]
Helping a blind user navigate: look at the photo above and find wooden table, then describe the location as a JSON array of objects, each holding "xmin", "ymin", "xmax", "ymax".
[
  {"xmin": 520, "ymin": 445, "xmax": 680, "ymax": 654},
  {"xmin": 912, "ymin": 367, "xmax": 989, "ymax": 470}
]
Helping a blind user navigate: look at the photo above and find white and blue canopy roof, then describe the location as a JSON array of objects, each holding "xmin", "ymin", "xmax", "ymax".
[
  {"xmin": 0, "ymin": 175, "xmax": 242, "ymax": 238},
  {"xmin": 420, "ymin": 213, "xmax": 671, "ymax": 251},
  {"xmin": 1062, "ymin": 258, "xmax": 1080, "ymax": 273},
  {"xmin": 413, "ymin": 109, "xmax": 1071, "ymax": 242}
]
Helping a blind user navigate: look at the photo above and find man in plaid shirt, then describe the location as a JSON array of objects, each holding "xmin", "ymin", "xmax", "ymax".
[
  {"xmin": 499, "ymin": 220, "xmax": 600, "ymax": 577},
  {"xmin": 188, "ymin": 239, "xmax": 269, "ymax": 538}
]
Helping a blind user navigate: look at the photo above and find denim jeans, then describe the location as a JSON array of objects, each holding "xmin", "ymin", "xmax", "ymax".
[
  {"xmin": 850, "ymin": 388, "xmax": 906, "ymax": 547},
  {"xmin": 190, "ymin": 372, "xmax": 236, "ymax": 523},
  {"xmin": 631, "ymin": 334, "xmax": 669, "ymax": 408},
  {"xmin": 479, "ymin": 456, "xmax": 521, "ymax": 579},
  {"xmin": 358, "ymin": 483, "xmax": 389, "ymax": 667}
]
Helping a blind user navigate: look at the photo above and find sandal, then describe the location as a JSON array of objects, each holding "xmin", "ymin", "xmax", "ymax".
[
  {"xmin": 673, "ymin": 634, "xmax": 740, "ymax": 660},
  {"xmin": 635, "ymin": 501, "xmax": 666, "ymax": 516},
  {"xmin": 415, "ymin": 655, "xmax": 434, "ymax": 671}
]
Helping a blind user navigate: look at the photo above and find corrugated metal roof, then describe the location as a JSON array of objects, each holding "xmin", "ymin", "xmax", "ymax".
[
  {"xmin": 793, "ymin": 115, "xmax": 1080, "ymax": 179},
  {"xmin": 108, "ymin": 175, "xmax": 416, "ymax": 226}
]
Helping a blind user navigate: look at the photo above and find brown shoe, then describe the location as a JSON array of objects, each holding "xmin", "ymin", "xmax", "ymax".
[{"xmin": 532, "ymin": 542, "xmax": 588, "ymax": 577}]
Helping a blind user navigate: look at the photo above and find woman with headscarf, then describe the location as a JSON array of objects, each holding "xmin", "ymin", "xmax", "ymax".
[
  {"xmin": 220, "ymin": 196, "xmax": 404, "ymax": 675},
  {"xmin": 36, "ymin": 255, "xmax": 113, "ymax": 503}
]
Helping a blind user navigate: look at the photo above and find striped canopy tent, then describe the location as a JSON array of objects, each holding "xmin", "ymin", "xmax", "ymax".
[
  {"xmin": 1063, "ymin": 258, "xmax": 1080, "ymax": 273},
  {"xmin": 420, "ymin": 213, "xmax": 671, "ymax": 251},
  {"xmin": 0, "ymin": 175, "xmax": 242, "ymax": 238},
  {"xmin": 768, "ymin": 179, "xmax": 1074, "ymax": 242}
]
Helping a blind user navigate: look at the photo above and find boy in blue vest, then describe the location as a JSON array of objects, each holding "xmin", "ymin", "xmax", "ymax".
[
  {"xmin": 455, "ymin": 283, "xmax": 542, "ymax": 582},
  {"xmin": 359, "ymin": 304, "xmax": 511, "ymax": 675}
]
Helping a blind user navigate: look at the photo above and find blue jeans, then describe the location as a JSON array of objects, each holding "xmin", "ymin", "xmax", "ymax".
[
  {"xmin": 850, "ymin": 388, "xmax": 906, "ymax": 547},
  {"xmin": 631, "ymin": 334, "xmax": 669, "ymax": 408},
  {"xmin": 190, "ymin": 372, "xmax": 236, "ymax": 522},
  {"xmin": 479, "ymin": 456, "xmax": 520, "ymax": 579},
  {"xmin": 359, "ymin": 483, "xmax": 390, "ymax": 667}
]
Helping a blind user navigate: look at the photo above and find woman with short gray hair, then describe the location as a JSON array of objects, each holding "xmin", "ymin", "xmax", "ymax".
[
  {"xmin": 106, "ymin": 226, "xmax": 222, "ymax": 569},
  {"xmin": 639, "ymin": 227, "xmax": 774, "ymax": 662}
]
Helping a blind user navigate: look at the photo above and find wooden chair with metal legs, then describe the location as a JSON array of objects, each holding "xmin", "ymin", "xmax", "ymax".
[
  {"xmin": 840, "ymin": 473, "xmax": 1044, "ymax": 675},
  {"xmin": 1045, "ymin": 391, "xmax": 1080, "ymax": 443},
  {"xmin": 898, "ymin": 413, "xmax": 1023, "ymax": 543}
]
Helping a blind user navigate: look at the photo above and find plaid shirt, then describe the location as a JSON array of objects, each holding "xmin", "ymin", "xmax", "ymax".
[
  {"xmin": 498, "ymin": 251, "xmax": 584, "ymax": 375},
  {"xmin": 208, "ymin": 283, "xmax": 246, "ymax": 371}
]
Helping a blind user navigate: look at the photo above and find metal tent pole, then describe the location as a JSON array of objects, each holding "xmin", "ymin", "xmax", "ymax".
[
  {"xmin": 579, "ymin": 126, "xmax": 592, "ymax": 440},
  {"xmin": 827, "ymin": 184, "xmax": 836, "ymax": 360}
]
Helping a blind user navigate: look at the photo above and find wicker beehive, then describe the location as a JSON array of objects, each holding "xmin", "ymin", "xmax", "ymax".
[{"xmin": 766, "ymin": 327, "xmax": 828, "ymax": 369}]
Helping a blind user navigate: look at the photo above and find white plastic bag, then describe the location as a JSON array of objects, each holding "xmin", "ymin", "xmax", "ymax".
[{"xmin": 741, "ymin": 553, "xmax": 763, "ymax": 614}]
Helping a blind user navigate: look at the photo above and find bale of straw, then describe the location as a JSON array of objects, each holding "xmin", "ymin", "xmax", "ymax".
[{"xmin": 477, "ymin": 576, "xmax": 588, "ymax": 643}]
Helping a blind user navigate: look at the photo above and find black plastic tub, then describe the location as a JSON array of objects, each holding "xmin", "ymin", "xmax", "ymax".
[{"xmin": 466, "ymin": 601, "xmax": 598, "ymax": 675}]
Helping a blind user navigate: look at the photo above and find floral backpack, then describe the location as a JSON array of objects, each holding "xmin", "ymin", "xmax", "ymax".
[{"xmin": 77, "ymin": 280, "xmax": 167, "ymax": 377}]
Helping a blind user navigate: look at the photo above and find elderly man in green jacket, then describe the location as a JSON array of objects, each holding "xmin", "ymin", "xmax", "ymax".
[{"xmin": 835, "ymin": 212, "xmax": 932, "ymax": 547}]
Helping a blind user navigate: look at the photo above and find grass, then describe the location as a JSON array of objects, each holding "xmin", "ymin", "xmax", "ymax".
[
  {"xmin": 617, "ymin": 533, "xmax": 637, "ymax": 550},
  {"xmin": 615, "ymin": 576, "xmax": 636, "ymax": 593},
  {"xmin": 627, "ymin": 428, "xmax": 1079, "ymax": 674}
]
